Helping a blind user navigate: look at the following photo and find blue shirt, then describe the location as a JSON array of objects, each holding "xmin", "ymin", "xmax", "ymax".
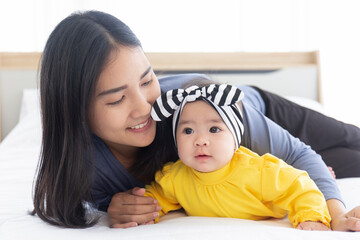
[
  {"xmin": 90, "ymin": 135, "xmax": 144, "ymax": 211},
  {"xmin": 90, "ymin": 74, "xmax": 342, "ymax": 211}
]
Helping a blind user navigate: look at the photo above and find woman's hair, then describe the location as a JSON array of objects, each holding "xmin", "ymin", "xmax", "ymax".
[{"xmin": 32, "ymin": 10, "xmax": 176, "ymax": 228}]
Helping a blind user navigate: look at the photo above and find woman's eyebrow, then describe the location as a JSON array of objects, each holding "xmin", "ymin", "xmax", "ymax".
[
  {"xmin": 140, "ymin": 66, "xmax": 152, "ymax": 80},
  {"xmin": 97, "ymin": 66, "xmax": 152, "ymax": 97},
  {"xmin": 97, "ymin": 85, "xmax": 127, "ymax": 97}
]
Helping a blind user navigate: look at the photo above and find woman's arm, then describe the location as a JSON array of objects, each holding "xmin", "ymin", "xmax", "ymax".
[{"xmin": 327, "ymin": 199, "xmax": 360, "ymax": 231}]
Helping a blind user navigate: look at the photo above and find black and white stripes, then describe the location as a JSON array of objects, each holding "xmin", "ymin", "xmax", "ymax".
[{"xmin": 151, "ymin": 84, "xmax": 245, "ymax": 149}]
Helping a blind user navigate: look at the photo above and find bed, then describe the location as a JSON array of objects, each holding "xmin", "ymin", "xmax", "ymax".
[{"xmin": 1, "ymin": 51, "xmax": 360, "ymax": 240}]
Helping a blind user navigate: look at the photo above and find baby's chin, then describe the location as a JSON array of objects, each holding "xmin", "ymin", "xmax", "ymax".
[{"xmin": 192, "ymin": 166, "xmax": 219, "ymax": 173}]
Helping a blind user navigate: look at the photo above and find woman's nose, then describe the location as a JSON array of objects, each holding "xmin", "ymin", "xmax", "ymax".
[{"xmin": 130, "ymin": 92, "xmax": 151, "ymax": 118}]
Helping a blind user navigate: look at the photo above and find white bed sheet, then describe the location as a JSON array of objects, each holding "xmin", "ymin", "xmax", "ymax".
[{"xmin": 1, "ymin": 92, "xmax": 360, "ymax": 240}]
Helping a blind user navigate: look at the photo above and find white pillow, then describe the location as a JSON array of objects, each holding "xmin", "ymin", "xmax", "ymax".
[
  {"xmin": 19, "ymin": 88, "xmax": 40, "ymax": 122},
  {"xmin": 284, "ymin": 96, "xmax": 326, "ymax": 114}
]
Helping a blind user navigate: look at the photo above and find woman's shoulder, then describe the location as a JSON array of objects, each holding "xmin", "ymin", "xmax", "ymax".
[
  {"xmin": 90, "ymin": 134, "xmax": 116, "ymax": 162},
  {"xmin": 237, "ymin": 86, "xmax": 265, "ymax": 113}
]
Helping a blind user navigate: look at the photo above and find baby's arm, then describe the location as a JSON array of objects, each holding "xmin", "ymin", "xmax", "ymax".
[
  {"xmin": 286, "ymin": 174, "xmax": 331, "ymax": 230},
  {"xmin": 296, "ymin": 221, "xmax": 330, "ymax": 231},
  {"xmin": 144, "ymin": 162, "xmax": 182, "ymax": 223},
  {"xmin": 261, "ymin": 154, "xmax": 331, "ymax": 229}
]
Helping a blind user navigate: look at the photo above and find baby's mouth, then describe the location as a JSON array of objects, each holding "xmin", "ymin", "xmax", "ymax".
[{"xmin": 195, "ymin": 154, "xmax": 211, "ymax": 160}]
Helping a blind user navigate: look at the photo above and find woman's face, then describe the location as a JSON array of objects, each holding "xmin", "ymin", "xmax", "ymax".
[{"xmin": 88, "ymin": 46, "xmax": 161, "ymax": 152}]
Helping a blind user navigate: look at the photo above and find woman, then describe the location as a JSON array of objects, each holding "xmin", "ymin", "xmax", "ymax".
[{"xmin": 33, "ymin": 10, "xmax": 360, "ymax": 230}]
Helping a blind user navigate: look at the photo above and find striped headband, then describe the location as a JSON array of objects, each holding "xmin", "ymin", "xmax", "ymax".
[{"xmin": 151, "ymin": 84, "xmax": 245, "ymax": 149}]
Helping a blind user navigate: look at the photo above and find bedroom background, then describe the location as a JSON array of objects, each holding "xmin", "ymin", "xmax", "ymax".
[
  {"xmin": 0, "ymin": 0, "xmax": 360, "ymax": 135},
  {"xmin": 2, "ymin": 1, "xmax": 360, "ymax": 239}
]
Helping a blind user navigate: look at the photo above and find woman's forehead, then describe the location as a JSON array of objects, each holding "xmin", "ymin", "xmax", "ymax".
[{"xmin": 96, "ymin": 47, "xmax": 150, "ymax": 92}]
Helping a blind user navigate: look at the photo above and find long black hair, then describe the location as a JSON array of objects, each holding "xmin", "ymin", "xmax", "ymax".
[{"xmin": 33, "ymin": 10, "xmax": 176, "ymax": 228}]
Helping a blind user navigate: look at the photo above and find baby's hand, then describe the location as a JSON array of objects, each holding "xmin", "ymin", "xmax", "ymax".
[{"xmin": 296, "ymin": 221, "xmax": 331, "ymax": 231}]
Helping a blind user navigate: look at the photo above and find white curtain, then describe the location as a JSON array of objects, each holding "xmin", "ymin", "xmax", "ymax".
[{"xmin": 1, "ymin": 0, "xmax": 360, "ymax": 126}]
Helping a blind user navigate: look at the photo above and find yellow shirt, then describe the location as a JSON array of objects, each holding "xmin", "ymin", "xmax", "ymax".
[{"xmin": 145, "ymin": 146, "xmax": 331, "ymax": 228}]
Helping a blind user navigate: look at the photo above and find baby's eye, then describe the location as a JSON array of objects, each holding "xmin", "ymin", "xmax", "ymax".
[
  {"xmin": 209, "ymin": 127, "xmax": 220, "ymax": 133},
  {"xmin": 184, "ymin": 128, "xmax": 194, "ymax": 134}
]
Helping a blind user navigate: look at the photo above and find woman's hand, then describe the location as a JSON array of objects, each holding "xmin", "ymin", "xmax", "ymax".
[
  {"xmin": 331, "ymin": 206, "xmax": 360, "ymax": 231},
  {"xmin": 327, "ymin": 166, "xmax": 336, "ymax": 179},
  {"xmin": 296, "ymin": 221, "xmax": 330, "ymax": 231},
  {"xmin": 327, "ymin": 199, "xmax": 360, "ymax": 231},
  {"xmin": 107, "ymin": 187, "xmax": 161, "ymax": 228}
]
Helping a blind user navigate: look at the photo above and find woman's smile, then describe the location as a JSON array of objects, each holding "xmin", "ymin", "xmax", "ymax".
[{"xmin": 128, "ymin": 117, "xmax": 152, "ymax": 133}]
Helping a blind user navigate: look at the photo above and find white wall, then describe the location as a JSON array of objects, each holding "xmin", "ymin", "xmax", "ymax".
[{"xmin": 1, "ymin": 0, "xmax": 360, "ymax": 126}]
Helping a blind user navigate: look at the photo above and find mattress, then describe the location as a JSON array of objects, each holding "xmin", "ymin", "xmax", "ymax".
[{"xmin": 1, "ymin": 89, "xmax": 360, "ymax": 240}]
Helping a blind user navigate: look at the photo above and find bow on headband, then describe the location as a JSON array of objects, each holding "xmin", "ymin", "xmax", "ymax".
[{"xmin": 151, "ymin": 84, "xmax": 245, "ymax": 149}]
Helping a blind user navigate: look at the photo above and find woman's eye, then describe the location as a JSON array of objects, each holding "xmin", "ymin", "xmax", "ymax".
[
  {"xmin": 184, "ymin": 128, "xmax": 194, "ymax": 135},
  {"xmin": 209, "ymin": 127, "xmax": 220, "ymax": 133},
  {"xmin": 107, "ymin": 96, "xmax": 125, "ymax": 105},
  {"xmin": 142, "ymin": 79, "xmax": 153, "ymax": 86}
]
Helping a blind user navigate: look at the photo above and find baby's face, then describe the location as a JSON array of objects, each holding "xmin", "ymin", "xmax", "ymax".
[{"xmin": 176, "ymin": 100, "xmax": 236, "ymax": 173}]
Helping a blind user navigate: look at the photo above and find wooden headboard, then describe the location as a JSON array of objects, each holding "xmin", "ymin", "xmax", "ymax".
[{"xmin": 0, "ymin": 51, "xmax": 321, "ymax": 141}]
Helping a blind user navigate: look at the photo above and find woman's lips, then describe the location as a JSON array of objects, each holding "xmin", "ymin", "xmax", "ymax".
[{"xmin": 128, "ymin": 118, "xmax": 152, "ymax": 132}]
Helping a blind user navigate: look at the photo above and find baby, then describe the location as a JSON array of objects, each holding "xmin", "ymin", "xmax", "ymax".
[{"xmin": 145, "ymin": 83, "xmax": 331, "ymax": 230}]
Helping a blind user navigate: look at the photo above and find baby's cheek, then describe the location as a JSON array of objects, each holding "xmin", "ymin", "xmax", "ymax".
[{"xmin": 177, "ymin": 144, "xmax": 186, "ymax": 160}]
